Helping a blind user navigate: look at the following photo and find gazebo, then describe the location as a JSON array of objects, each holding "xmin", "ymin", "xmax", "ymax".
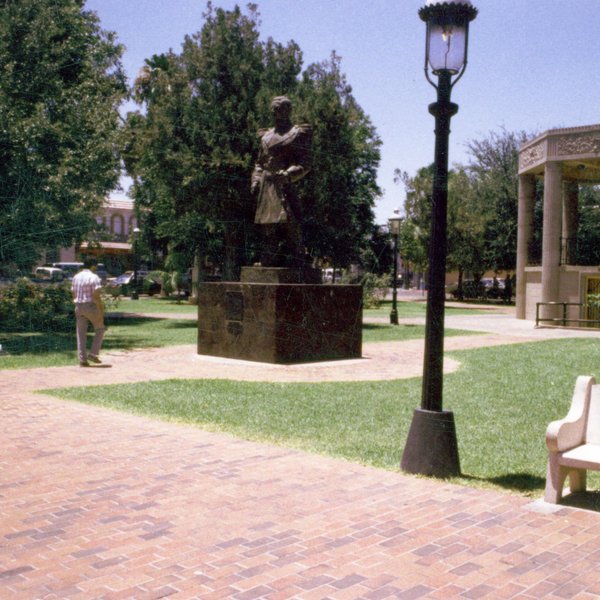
[{"xmin": 517, "ymin": 124, "xmax": 600, "ymax": 325}]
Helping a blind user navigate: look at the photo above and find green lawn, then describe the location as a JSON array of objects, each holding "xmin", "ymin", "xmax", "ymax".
[
  {"xmin": 364, "ymin": 299, "xmax": 495, "ymax": 319},
  {"xmin": 109, "ymin": 297, "xmax": 491, "ymax": 319},
  {"xmin": 0, "ymin": 309, "xmax": 476, "ymax": 370},
  {"xmin": 0, "ymin": 316, "xmax": 198, "ymax": 369},
  {"xmin": 45, "ymin": 338, "xmax": 600, "ymax": 498},
  {"xmin": 109, "ymin": 296, "xmax": 198, "ymax": 314},
  {"xmin": 362, "ymin": 322, "xmax": 477, "ymax": 343}
]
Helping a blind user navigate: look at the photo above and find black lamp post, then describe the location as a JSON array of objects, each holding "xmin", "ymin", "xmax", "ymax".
[
  {"xmin": 388, "ymin": 212, "xmax": 402, "ymax": 325},
  {"xmin": 131, "ymin": 226, "xmax": 140, "ymax": 300},
  {"xmin": 401, "ymin": 0, "xmax": 477, "ymax": 478}
]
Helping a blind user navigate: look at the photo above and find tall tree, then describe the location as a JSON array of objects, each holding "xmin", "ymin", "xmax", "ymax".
[
  {"xmin": 396, "ymin": 164, "xmax": 488, "ymax": 288},
  {"xmin": 466, "ymin": 128, "xmax": 531, "ymax": 272},
  {"xmin": 125, "ymin": 4, "xmax": 306, "ymax": 279},
  {"xmin": 446, "ymin": 166, "xmax": 488, "ymax": 287},
  {"xmin": 0, "ymin": 0, "xmax": 126, "ymax": 271},
  {"xmin": 395, "ymin": 165, "xmax": 433, "ymax": 273},
  {"xmin": 295, "ymin": 53, "xmax": 381, "ymax": 269},
  {"xmin": 124, "ymin": 4, "xmax": 380, "ymax": 279}
]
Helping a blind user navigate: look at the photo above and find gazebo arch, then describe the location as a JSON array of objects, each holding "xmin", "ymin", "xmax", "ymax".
[{"xmin": 517, "ymin": 124, "xmax": 600, "ymax": 323}]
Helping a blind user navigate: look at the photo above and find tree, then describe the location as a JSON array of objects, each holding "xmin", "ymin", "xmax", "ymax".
[
  {"xmin": 395, "ymin": 166, "xmax": 433, "ymax": 281},
  {"xmin": 124, "ymin": 4, "xmax": 381, "ymax": 279},
  {"xmin": 123, "ymin": 50, "xmax": 220, "ymax": 276},
  {"xmin": 466, "ymin": 128, "xmax": 531, "ymax": 272},
  {"xmin": 396, "ymin": 164, "xmax": 488, "ymax": 292},
  {"xmin": 0, "ymin": 0, "xmax": 126, "ymax": 271},
  {"xmin": 295, "ymin": 53, "xmax": 381, "ymax": 270},
  {"xmin": 446, "ymin": 167, "xmax": 488, "ymax": 293},
  {"xmin": 124, "ymin": 4, "xmax": 302, "ymax": 280},
  {"xmin": 360, "ymin": 225, "xmax": 394, "ymax": 276}
]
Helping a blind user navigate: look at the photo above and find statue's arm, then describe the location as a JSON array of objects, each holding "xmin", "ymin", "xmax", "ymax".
[
  {"xmin": 280, "ymin": 125, "xmax": 312, "ymax": 183},
  {"xmin": 251, "ymin": 161, "xmax": 263, "ymax": 192},
  {"xmin": 283, "ymin": 164, "xmax": 308, "ymax": 183}
]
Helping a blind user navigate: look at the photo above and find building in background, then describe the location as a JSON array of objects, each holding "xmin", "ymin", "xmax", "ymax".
[
  {"xmin": 517, "ymin": 124, "xmax": 600, "ymax": 324},
  {"xmin": 45, "ymin": 196, "xmax": 138, "ymax": 275}
]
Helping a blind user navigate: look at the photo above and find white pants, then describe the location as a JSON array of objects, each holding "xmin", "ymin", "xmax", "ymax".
[{"xmin": 75, "ymin": 302, "xmax": 105, "ymax": 363}]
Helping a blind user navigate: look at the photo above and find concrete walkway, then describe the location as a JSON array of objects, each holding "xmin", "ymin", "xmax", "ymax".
[{"xmin": 2, "ymin": 310, "xmax": 600, "ymax": 598}]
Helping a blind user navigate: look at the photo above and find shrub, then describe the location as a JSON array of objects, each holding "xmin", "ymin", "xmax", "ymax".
[
  {"xmin": 340, "ymin": 271, "xmax": 390, "ymax": 309},
  {"xmin": 0, "ymin": 278, "xmax": 75, "ymax": 332}
]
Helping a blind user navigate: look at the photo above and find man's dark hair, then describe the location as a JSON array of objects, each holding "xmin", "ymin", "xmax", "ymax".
[{"xmin": 83, "ymin": 256, "xmax": 98, "ymax": 269}]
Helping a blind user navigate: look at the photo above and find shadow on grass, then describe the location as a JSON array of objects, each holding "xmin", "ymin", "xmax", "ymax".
[
  {"xmin": 0, "ymin": 316, "xmax": 178, "ymax": 356},
  {"xmin": 0, "ymin": 332, "xmax": 75, "ymax": 356},
  {"xmin": 487, "ymin": 472, "xmax": 546, "ymax": 492},
  {"xmin": 362, "ymin": 323, "xmax": 419, "ymax": 330},
  {"xmin": 106, "ymin": 316, "xmax": 167, "ymax": 327},
  {"xmin": 461, "ymin": 472, "xmax": 546, "ymax": 493},
  {"xmin": 162, "ymin": 320, "xmax": 197, "ymax": 329}
]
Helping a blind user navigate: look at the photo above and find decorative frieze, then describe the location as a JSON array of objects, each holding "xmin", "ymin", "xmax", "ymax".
[
  {"xmin": 519, "ymin": 142, "xmax": 544, "ymax": 171},
  {"xmin": 556, "ymin": 133, "xmax": 600, "ymax": 157}
]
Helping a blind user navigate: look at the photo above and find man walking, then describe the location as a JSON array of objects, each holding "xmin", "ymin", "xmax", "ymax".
[{"xmin": 72, "ymin": 258, "xmax": 106, "ymax": 367}]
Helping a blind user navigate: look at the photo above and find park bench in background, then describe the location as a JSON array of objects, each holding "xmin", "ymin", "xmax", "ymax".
[{"xmin": 545, "ymin": 375, "xmax": 600, "ymax": 503}]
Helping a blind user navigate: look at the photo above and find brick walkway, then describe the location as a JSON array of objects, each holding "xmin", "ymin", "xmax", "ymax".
[{"xmin": 2, "ymin": 317, "xmax": 600, "ymax": 598}]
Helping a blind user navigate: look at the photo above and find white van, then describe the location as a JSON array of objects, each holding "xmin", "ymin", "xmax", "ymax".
[
  {"xmin": 52, "ymin": 262, "xmax": 83, "ymax": 280},
  {"xmin": 34, "ymin": 267, "xmax": 64, "ymax": 282},
  {"xmin": 52, "ymin": 261, "xmax": 108, "ymax": 283}
]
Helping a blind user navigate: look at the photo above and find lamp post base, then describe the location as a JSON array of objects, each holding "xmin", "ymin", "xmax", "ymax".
[
  {"xmin": 390, "ymin": 309, "xmax": 398, "ymax": 325},
  {"xmin": 400, "ymin": 408, "xmax": 460, "ymax": 478}
]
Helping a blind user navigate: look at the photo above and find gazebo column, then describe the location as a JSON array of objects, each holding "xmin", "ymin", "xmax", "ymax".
[
  {"xmin": 516, "ymin": 174, "xmax": 536, "ymax": 319},
  {"xmin": 541, "ymin": 162, "xmax": 563, "ymax": 319},
  {"xmin": 562, "ymin": 181, "xmax": 579, "ymax": 265}
]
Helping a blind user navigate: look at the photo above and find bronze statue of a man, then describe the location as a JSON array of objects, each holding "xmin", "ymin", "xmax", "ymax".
[{"xmin": 251, "ymin": 96, "xmax": 311, "ymax": 268}]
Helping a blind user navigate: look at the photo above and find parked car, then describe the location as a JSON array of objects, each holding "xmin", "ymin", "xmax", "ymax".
[
  {"xmin": 95, "ymin": 263, "xmax": 109, "ymax": 284},
  {"xmin": 480, "ymin": 277, "xmax": 505, "ymax": 299},
  {"xmin": 106, "ymin": 271, "xmax": 133, "ymax": 286},
  {"xmin": 179, "ymin": 268, "xmax": 193, "ymax": 296},
  {"xmin": 51, "ymin": 262, "xmax": 83, "ymax": 280},
  {"xmin": 449, "ymin": 277, "xmax": 506, "ymax": 300},
  {"xmin": 106, "ymin": 271, "xmax": 159, "ymax": 296},
  {"xmin": 32, "ymin": 266, "xmax": 65, "ymax": 283},
  {"xmin": 449, "ymin": 279, "xmax": 484, "ymax": 300},
  {"xmin": 51, "ymin": 261, "xmax": 108, "ymax": 283}
]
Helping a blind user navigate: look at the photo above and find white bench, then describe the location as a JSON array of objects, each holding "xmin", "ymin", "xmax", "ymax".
[{"xmin": 545, "ymin": 375, "xmax": 600, "ymax": 503}]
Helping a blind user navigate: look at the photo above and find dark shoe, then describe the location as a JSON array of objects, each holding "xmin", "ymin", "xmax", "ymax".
[
  {"xmin": 79, "ymin": 361, "xmax": 90, "ymax": 367},
  {"xmin": 88, "ymin": 355, "xmax": 102, "ymax": 364}
]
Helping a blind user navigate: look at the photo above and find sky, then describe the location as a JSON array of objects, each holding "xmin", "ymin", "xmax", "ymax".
[{"xmin": 85, "ymin": 0, "xmax": 600, "ymax": 224}]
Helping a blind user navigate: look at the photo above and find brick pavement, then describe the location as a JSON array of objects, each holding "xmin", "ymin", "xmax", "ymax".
[{"xmin": 2, "ymin": 321, "xmax": 600, "ymax": 598}]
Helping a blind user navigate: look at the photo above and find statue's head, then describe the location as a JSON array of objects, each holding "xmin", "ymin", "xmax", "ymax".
[{"xmin": 271, "ymin": 96, "xmax": 292, "ymax": 123}]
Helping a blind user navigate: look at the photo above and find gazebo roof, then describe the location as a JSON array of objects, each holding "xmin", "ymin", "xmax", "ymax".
[{"xmin": 518, "ymin": 124, "xmax": 600, "ymax": 182}]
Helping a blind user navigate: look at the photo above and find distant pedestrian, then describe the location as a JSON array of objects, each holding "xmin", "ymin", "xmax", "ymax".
[
  {"xmin": 504, "ymin": 274, "xmax": 514, "ymax": 304},
  {"xmin": 72, "ymin": 258, "xmax": 106, "ymax": 367}
]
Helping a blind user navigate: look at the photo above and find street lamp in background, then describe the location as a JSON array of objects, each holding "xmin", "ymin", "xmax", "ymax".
[
  {"xmin": 400, "ymin": 0, "xmax": 477, "ymax": 478},
  {"xmin": 388, "ymin": 211, "xmax": 403, "ymax": 325},
  {"xmin": 131, "ymin": 226, "xmax": 140, "ymax": 300}
]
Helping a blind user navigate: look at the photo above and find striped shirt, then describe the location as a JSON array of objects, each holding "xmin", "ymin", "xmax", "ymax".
[{"xmin": 71, "ymin": 269, "xmax": 102, "ymax": 304}]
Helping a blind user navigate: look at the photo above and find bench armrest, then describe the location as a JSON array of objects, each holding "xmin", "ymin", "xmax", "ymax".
[{"xmin": 546, "ymin": 375, "xmax": 595, "ymax": 452}]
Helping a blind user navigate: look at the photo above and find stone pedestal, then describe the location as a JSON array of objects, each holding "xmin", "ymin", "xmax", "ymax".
[{"xmin": 197, "ymin": 273, "xmax": 362, "ymax": 364}]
